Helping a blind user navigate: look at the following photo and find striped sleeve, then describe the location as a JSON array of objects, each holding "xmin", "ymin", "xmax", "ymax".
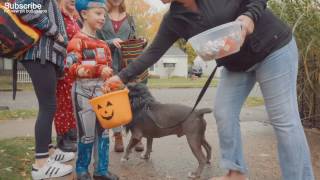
[
  {"xmin": 67, "ymin": 37, "xmax": 83, "ymax": 78},
  {"xmin": 15, "ymin": 0, "xmax": 59, "ymax": 37}
]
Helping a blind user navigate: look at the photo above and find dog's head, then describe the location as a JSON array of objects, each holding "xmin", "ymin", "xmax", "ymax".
[{"xmin": 127, "ymin": 83, "xmax": 156, "ymax": 112}]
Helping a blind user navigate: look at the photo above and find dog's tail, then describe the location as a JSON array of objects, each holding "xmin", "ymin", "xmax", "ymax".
[{"xmin": 196, "ymin": 108, "xmax": 212, "ymax": 118}]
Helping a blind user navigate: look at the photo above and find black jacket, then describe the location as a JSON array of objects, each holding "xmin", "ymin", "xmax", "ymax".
[{"xmin": 119, "ymin": 0, "xmax": 292, "ymax": 83}]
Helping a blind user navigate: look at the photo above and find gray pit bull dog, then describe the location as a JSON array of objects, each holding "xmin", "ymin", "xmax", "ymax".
[{"xmin": 122, "ymin": 83, "xmax": 212, "ymax": 179}]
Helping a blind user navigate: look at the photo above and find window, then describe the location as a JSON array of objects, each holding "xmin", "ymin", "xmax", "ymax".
[{"xmin": 163, "ymin": 63, "xmax": 175, "ymax": 68}]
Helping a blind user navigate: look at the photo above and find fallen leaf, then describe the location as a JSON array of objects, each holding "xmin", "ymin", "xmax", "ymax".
[
  {"xmin": 5, "ymin": 167, "xmax": 12, "ymax": 172},
  {"xmin": 21, "ymin": 171, "xmax": 27, "ymax": 177}
]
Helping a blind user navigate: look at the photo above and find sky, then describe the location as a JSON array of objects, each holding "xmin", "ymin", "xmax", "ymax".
[{"xmin": 144, "ymin": 0, "xmax": 168, "ymax": 11}]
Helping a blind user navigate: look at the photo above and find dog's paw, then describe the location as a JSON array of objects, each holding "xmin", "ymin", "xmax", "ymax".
[
  {"xmin": 120, "ymin": 157, "xmax": 129, "ymax": 162},
  {"xmin": 187, "ymin": 172, "xmax": 200, "ymax": 179},
  {"xmin": 140, "ymin": 153, "xmax": 150, "ymax": 160}
]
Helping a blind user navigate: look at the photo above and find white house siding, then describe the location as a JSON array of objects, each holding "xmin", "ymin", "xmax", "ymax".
[
  {"xmin": 3, "ymin": 58, "xmax": 12, "ymax": 70},
  {"xmin": 149, "ymin": 47, "xmax": 188, "ymax": 78}
]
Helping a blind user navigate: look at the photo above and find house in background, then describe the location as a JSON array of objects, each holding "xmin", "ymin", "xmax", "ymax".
[
  {"xmin": 149, "ymin": 46, "xmax": 188, "ymax": 78},
  {"xmin": 0, "ymin": 58, "xmax": 13, "ymax": 74},
  {"xmin": 1, "ymin": 47, "xmax": 188, "ymax": 81},
  {"xmin": 0, "ymin": 58, "xmax": 31, "ymax": 83}
]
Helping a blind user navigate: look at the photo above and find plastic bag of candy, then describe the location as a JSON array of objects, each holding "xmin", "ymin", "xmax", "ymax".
[{"xmin": 189, "ymin": 22, "xmax": 242, "ymax": 61}]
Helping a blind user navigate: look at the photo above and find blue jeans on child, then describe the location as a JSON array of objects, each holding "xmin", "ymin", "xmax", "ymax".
[{"xmin": 214, "ymin": 38, "xmax": 314, "ymax": 180}]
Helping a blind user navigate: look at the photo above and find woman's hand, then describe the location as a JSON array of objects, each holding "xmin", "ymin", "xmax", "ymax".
[
  {"xmin": 236, "ymin": 15, "xmax": 255, "ymax": 46},
  {"xmin": 102, "ymin": 75, "xmax": 124, "ymax": 93},
  {"xmin": 236, "ymin": 15, "xmax": 255, "ymax": 35},
  {"xmin": 112, "ymin": 38, "xmax": 124, "ymax": 48},
  {"xmin": 55, "ymin": 33, "xmax": 65, "ymax": 43}
]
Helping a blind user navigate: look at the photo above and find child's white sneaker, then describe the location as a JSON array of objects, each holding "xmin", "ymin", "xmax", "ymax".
[
  {"xmin": 50, "ymin": 148, "xmax": 75, "ymax": 163},
  {"xmin": 31, "ymin": 158, "xmax": 73, "ymax": 180}
]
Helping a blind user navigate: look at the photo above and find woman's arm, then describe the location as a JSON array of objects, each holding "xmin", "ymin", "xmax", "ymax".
[
  {"xmin": 241, "ymin": 0, "xmax": 267, "ymax": 24},
  {"xmin": 236, "ymin": 0, "xmax": 267, "ymax": 41},
  {"xmin": 118, "ymin": 18, "xmax": 180, "ymax": 83},
  {"xmin": 15, "ymin": 0, "xmax": 59, "ymax": 38}
]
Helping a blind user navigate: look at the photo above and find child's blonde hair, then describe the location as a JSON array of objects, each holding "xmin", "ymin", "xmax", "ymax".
[{"xmin": 59, "ymin": 0, "xmax": 80, "ymax": 18}]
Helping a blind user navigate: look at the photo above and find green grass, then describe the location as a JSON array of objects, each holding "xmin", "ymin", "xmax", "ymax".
[
  {"xmin": 245, "ymin": 97, "xmax": 265, "ymax": 107},
  {"xmin": 0, "ymin": 137, "xmax": 58, "ymax": 179},
  {"xmin": 0, "ymin": 109, "xmax": 37, "ymax": 120},
  {"xmin": 0, "ymin": 137, "xmax": 34, "ymax": 180},
  {"xmin": 147, "ymin": 77, "xmax": 218, "ymax": 88},
  {"xmin": 0, "ymin": 76, "xmax": 34, "ymax": 91},
  {"xmin": 0, "ymin": 75, "xmax": 217, "ymax": 90},
  {"xmin": 1, "ymin": 75, "xmax": 217, "ymax": 90}
]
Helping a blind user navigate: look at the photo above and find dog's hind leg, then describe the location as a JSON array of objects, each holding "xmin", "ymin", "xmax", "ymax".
[
  {"xmin": 201, "ymin": 122, "xmax": 212, "ymax": 164},
  {"xmin": 202, "ymin": 138, "xmax": 212, "ymax": 164},
  {"xmin": 122, "ymin": 136, "xmax": 141, "ymax": 161},
  {"xmin": 141, "ymin": 137, "xmax": 153, "ymax": 160},
  {"xmin": 186, "ymin": 134, "xmax": 207, "ymax": 179}
]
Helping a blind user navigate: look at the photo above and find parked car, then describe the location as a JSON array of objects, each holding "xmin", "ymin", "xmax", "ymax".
[{"xmin": 191, "ymin": 65, "xmax": 203, "ymax": 77}]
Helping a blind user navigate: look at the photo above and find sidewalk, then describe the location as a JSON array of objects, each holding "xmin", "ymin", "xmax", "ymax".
[
  {"xmin": 0, "ymin": 119, "xmax": 36, "ymax": 139},
  {"xmin": 0, "ymin": 105, "xmax": 268, "ymax": 140},
  {"xmin": 0, "ymin": 118, "xmax": 319, "ymax": 180},
  {"xmin": 0, "ymin": 89, "xmax": 319, "ymax": 179}
]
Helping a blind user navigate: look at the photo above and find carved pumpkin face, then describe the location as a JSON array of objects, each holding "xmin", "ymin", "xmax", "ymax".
[{"xmin": 97, "ymin": 101, "xmax": 114, "ymax": 121}]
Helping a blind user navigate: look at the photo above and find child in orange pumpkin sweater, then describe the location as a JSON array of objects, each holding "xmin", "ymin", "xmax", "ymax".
[{"xmin": 67, "ymin": 0, "xmax": 118, "ymax": 179}]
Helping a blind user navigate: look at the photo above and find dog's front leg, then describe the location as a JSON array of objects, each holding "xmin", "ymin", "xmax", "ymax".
[
  {"xmin": 121, "ymin": 137, "xmax": 140, "ymax": 162},
  {"xmin": 141, "ymin": 137, "xmax": 153, "ymax": 160}
]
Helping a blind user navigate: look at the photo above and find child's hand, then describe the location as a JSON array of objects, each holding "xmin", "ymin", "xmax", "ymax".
[
  {"xmin": 55, "ymin": 33, "xmax": 65, "ymax": 43},
  {"xmin": 101, "ymin": 66, "xmax": 113, "ymax": 80},
  {"xmin": 102, "ymin": 75, "xmax": 125, "ymax": 93},
  {"xmin": 77, "ymin": 65, "xmax": 96, "ymax": 78},
  {"xmin": 65, "ymin": 53, "xmax": 78, "ymax": 68}
]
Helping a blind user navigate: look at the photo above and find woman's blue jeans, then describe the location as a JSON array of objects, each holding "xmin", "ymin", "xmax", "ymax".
[{"xmin": 214, "ymin": 38, "xmax": 314, "ymax": 180}]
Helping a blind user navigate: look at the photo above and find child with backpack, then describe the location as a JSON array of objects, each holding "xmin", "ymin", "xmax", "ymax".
[
  {"xmin": 1, "ymin": 0, "xmax": 75, "ymax": 179},
  {"xmin": 68, "ymin": 0, "xmax": 119, "ymax": 179}
]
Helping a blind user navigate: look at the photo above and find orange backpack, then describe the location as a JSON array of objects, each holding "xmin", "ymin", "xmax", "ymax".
[
  {"xmin": 0, "ymin": 4, "xmax": 41, "ymax": 59},
  {"xmin": 0, "ymin": 3, "xmax": 42, "ymax": 99}
]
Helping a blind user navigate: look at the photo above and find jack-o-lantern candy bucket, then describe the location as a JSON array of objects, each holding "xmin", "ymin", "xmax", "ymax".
[{"xmin": 89, "ymin": 88, "xmax": 132, "ymax": 129}]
